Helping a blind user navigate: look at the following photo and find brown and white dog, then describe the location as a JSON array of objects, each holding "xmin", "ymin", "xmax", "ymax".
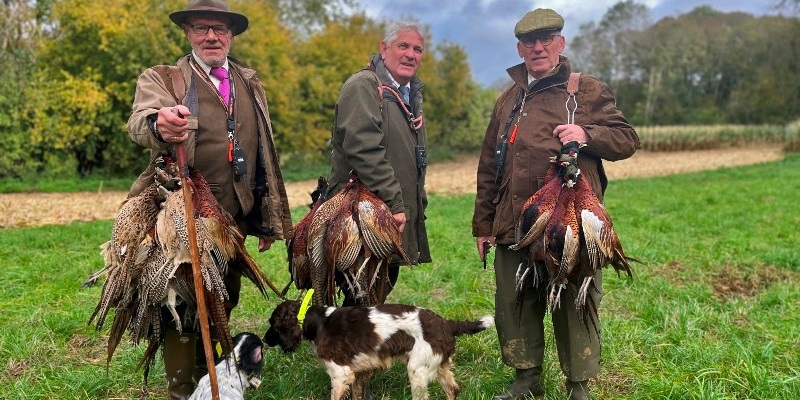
[{"xmin": 263, "ymin": 299, "xmax": 494, "ymax": 400}]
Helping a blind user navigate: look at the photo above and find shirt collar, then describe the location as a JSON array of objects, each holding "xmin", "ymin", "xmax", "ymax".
[
  {"xmin": 387, "ymin": 73, "xmax": 409, "ymax": 91},
  {"xmin": 192, "ymin": 51, "xmax": 230, "ymax": 83}
]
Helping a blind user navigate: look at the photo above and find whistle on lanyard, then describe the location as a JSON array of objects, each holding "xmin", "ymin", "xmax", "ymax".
[{"xmin": 227, "ymin": 118, "xmax": 246, "ymax": 177}]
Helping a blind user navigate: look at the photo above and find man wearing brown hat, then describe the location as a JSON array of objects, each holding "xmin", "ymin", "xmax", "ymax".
[
  {"xmin": 472, "ymin": 8, "xmax": 639, "ymax": 400},
  {"xmin": 127, "ymin": 1, "xmax": 292, "ymax": 398}
]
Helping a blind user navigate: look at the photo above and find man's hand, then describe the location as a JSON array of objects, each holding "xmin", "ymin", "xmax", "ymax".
[
  {"xmin": 392, "ymin": 211, "xmax": 407, "ymax": 233},
  {"xmin": 476, "ymin": 236, "xmax": 495, "ymax": 262},
  {"xmin": 553, "ymin": 124, "xmax": 588, "ymax": 145},
  {"xmin": 258, "ymin": 236, "xmax": 274, "ymax": 252},
  {"xmin": 157, "ymin": 105, "xmax": 192, "ymax": 143}
]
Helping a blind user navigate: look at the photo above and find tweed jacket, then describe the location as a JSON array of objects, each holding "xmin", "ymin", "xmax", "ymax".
[
  {"xmin": 472, "ymin": 56, "xmax": 639, "ymax": 245},
  {"xmin": 327, "ymin": 54, "xmax": 431, "ymax": 264},
  {"xmin": 127, "ymin": 54, "xmax": 293, "ymax": 241}
]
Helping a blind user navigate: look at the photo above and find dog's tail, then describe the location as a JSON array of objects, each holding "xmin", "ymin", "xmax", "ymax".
[{"xmin": 450, "ymin": 315, "xmax": 495, "ymax": 337}]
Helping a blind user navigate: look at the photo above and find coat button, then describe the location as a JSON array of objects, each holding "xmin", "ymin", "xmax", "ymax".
[
  {"xmin": 515, "ymin": 152, "xmax": 520, "ymax": 157},
  {"xmin": 513, "ymin": 195, "xmax": 519, "ymax": 200}
]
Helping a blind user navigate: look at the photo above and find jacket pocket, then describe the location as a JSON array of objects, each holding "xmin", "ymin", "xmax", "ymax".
[
  {"xmin": 491, "ymin": 175, "xmax": 512, "ymax": 236},
  {"xmin": 207, "ymin": 182, "xmax": 223, "ymax": 194}
]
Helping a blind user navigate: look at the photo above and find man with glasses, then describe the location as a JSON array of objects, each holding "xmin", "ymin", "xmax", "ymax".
[
  {"xmin": 127, "ymin": 0, "xmax": 292, "ymax": 398},
  {"xmin": 472, "ymin": 8, "xmax": 639, "ymax": 400}
]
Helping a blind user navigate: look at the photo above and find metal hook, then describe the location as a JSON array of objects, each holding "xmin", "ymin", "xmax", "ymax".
[{"xmin": 565, "ymin": 93, "xmax": 578, "ymax": 125}]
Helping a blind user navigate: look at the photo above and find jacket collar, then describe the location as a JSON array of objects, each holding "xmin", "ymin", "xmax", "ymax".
[
  {"xmin": 507, "ymin": 55, "xmax": 571, "ymax": 94},
  {"xmin": 369, "ymin": 53, "xmax": 424, "ymax": 96},
  {"xmin": 178, "ymin": 54, "xmax": 257, "ymax": 81}
]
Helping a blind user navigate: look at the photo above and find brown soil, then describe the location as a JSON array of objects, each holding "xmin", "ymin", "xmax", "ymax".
[{"xmin": 0, "ymin": 146, "xmax": 784, "ymax": 229}]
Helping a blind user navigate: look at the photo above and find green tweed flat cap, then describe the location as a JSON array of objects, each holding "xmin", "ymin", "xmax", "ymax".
[{"xmin": 514, "ymin": 8, "xmax": 564, "ymax": 38}]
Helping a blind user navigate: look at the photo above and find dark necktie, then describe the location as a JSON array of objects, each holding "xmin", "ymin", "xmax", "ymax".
[
  {"xmin": 209, "ymin": 67, "xmax": 230, "ymax": 105},
  {"xmin": 398, "ymin": 85, "xmax": 410, "ymax": 105}
]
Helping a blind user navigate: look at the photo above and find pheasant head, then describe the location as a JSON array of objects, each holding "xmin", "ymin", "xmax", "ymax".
[{"xmin": 554, "ymin": 142, "xmax": 581, "ymax": 188}]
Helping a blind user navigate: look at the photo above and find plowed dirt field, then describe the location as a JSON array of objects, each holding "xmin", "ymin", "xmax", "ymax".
[{"xmin": 0, "ymin": 146, "xmax": 783, "ymax": 229}]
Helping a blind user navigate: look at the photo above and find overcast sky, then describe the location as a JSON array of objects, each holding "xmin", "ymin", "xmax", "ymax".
[{"xmin": 355, "ymin": 0, "xmax": 785, "ymax": 86}]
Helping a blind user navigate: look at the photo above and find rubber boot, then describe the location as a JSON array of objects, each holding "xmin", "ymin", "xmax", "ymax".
[
  {"xmin": 565, "ymin": 379, "xmax": 590, "ymax": 400},
  {"xmin": 164, "ymin": 329, "xmax": 197, "ymax": 400},
  {"xmin": 493, "ymin": 367, "xmax": 544, "ymax": 399},
  {"xmin": 193, "ymin": 330, "xmax": 222, "ymax": 383}
]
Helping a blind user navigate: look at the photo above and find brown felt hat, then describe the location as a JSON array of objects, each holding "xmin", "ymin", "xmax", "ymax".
[
  {"xmin": 514, "ymin": 8, "xmax": 564, "ymax": 38},
  {"xmin": 169, "ymin": 0, "xmax": 249, "ymax": 35}
]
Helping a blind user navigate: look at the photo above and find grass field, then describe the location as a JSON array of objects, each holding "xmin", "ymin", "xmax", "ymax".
[{"xmin": 0, "ymin": 154, "xmax": 798, "ymax": 399}]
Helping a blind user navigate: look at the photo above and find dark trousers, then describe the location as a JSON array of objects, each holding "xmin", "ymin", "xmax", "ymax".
[{"xmin": 493, "ymin": 244, "xmax": 602, "ymax": 381}]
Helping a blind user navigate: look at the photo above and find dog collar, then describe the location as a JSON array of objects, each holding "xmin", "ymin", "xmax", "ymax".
[{"xmin": 297, "ymin": 289, "xmax": 314, "ymax": 327}]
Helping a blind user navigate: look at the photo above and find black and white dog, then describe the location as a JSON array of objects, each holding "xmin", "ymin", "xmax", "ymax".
[
  {"xmin": 190, "ymin": 332, "xmax": 264, "ymax": 400},
  {"xmin": 264, "ymin": 300, "xmax": 494, "ymax": 400}
]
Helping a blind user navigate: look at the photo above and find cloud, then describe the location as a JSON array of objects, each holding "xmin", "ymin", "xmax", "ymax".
[{"xmin": 354, "ymin": 0, "xmax": 778, "ymax": 86}]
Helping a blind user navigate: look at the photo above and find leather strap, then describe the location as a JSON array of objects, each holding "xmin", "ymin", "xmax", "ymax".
[
  {"xmin": 152, "ymin": 65, "xmax": 187, "ymax": 104},
  {"xmin": 567, "ymin": 72, "xmax": 581, "ymax": 95},
  {"xmin": 152, "ymin": 65, "xmax": 196, "ymax": 130}
]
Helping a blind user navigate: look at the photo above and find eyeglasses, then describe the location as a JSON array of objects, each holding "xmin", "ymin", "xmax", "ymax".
[
  {"xmin": 520, "ymin": 34, "xmax": 560, "ymax": 48},
  {"xmin": 189, "ymin": 24, "xmax": 231, "ymax": 36}
]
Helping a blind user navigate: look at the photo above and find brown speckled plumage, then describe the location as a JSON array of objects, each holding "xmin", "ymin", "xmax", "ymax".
[
  {"xmin": 85, "ymin": 160, "xmax": 279, "ymax": 377},
  {"xmin": 291, "ymin": 176, "xmax": 409, "ymax": 306}
]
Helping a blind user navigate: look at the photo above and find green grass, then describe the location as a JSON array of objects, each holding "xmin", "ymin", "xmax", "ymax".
[
  {"xmin": 0, "ymin": 176, "xmax": 135, "ymax": 193},
  {"xmin": 1, "ymin": 154, "xmax": 799, "ymax": 399}
]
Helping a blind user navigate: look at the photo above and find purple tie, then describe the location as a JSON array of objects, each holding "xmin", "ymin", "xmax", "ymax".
[{"xmin": 209, "ymin": 67, "xmax": 230, "ymax": 105}]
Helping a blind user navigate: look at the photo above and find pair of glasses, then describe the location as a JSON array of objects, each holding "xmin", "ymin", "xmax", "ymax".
[
  {"xmin": 521, "ymin": 34, "xmax": 559, "ymax": 48},
  {"xmin": 189, "ymin": 24, "xmax": 231, "ymax": 36}
]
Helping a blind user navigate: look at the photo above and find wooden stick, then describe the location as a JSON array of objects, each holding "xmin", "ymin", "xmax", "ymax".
[{"xmin": 175, "ymin": 143, "xmax": 220, "ymax": 400}]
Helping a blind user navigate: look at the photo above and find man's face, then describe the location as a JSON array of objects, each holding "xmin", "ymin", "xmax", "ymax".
[
  {"xmin": 380, "ymin": 29, "xmax": 425, "ymax": 85},
  {"xmin": 517, "ymin": 32, "xmax": 565, "ymax": 79},
  {"xmin": 183, "ymin": 16, "xmax": 233, "ymax": 67}
]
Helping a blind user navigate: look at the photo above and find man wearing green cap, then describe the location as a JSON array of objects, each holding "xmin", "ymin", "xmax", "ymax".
[{"xmin": 472, "ymin": 8, "xmax": 639, "ymax": 400}]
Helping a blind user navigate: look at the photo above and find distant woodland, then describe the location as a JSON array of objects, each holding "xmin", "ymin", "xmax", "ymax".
[{"xmin": 1, "ymin": 0, "xmax": 798, "ymax": 179}]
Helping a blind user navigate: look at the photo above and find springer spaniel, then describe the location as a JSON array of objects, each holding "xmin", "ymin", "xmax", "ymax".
[
  {"xmin": 263, "ymin": 299, "xmax": 494, "ymax": 400},
  {"xmin": 190, "ymin": 332, "xmax": 264, "ymax": 400}
]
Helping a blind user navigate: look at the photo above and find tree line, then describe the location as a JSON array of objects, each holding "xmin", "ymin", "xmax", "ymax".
[
  {"xmin": 570, "ymin": 1, "xmax": 800, "ymax": 126},
  {"xmin": 1, "ymin": 0, "xmax": 798, "ymax": 180}
]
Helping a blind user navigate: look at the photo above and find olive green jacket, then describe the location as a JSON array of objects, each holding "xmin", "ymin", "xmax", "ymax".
[
  {"xmin": 126, "ymin": 55, "xmax": 293, "ymax": 241},
  {"xmin": 472, "ymin": 57, "xmax": 640, "ymax": 244},
  {"xmin": 327, "ymin": 54, "xmax": 431, "ymax": 264}
]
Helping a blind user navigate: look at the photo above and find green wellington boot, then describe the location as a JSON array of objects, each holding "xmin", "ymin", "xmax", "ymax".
[
  {"xmin": 493, "ymin": 367, "xmax": 545, "ymax": 399},
  {"xmin": 164, "ymin": 329, "xmax": 197, "ymax": 400},
  {"xmin": 565, "ymin": 379, "xmax": 590, "ymax": 400}
]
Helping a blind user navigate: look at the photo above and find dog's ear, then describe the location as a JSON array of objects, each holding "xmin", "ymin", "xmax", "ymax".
[
  {"xmin": 265, "ymin": 300, "xmax": 304, "ymax": 353},
  {"xmin": 301, "ymin": 305, "xmax": 323, "ymax": 342},
  {"xmin": 232, "ymin": 332, "xmax": 264, "ymax": 374}
]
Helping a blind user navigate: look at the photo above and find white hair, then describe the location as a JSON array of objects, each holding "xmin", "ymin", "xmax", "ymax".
[{"xmin": 383, "ymin": 22, "xmax": 425, "ymax": 47}]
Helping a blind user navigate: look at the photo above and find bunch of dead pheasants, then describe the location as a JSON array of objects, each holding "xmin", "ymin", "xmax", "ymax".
[
  {"xmin": 84, "ymin": 155, "xmax": 278, "ymax": 376},
  {"xmin": 510, "ymin": 142, "xmax": 634, "ymax": 330},
  {"xmin": 285, "ymin": 175, "xmax": 409, "ymax": 306}
]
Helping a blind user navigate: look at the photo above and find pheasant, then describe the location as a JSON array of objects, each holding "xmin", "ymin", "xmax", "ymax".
[
  {"xmin": 84, "ymin": 157, "xmax": 179, "ymax": 364},
  {"xmin": 510, "ymin": 142, "xmax": 633, "ymax": 328},
  {"xmin": 84, "ymin": 158, "xmax": 280, "ymax": 377},
  {"xmin": 284, "ymin": 177, "xmax": 328, "ymax": 295},
  {"xmin": 296, "ymin": 175, "xmax": 410, "ymax": 306}
]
